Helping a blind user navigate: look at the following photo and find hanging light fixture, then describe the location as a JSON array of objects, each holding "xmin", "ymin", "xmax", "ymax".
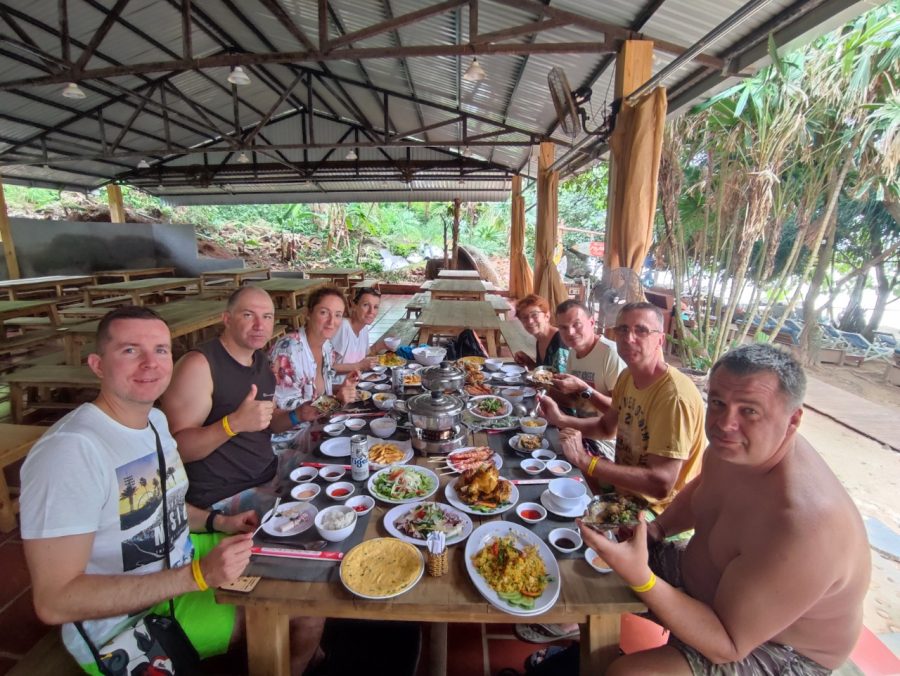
[
  {"xmin": 61, "ymin": 82, "xmax": 86, "ymax": 99},
  {"xmin": 237, "ymin": 151, "xmax": 251, "ymax": 164},
  {"xmin": 227, "ymin": 65, "xmax": 251, "ymax": 86},
  {"xmin": 137, "ymin": 158, "xmax": 150, "ymax": 169},
  {"xmin": 462, "ymin": 58, "xmax": 486, "ymax": 82},
  {"xmin": 346, "ymin": 149, "xmax": 358, "ymax": 161}
]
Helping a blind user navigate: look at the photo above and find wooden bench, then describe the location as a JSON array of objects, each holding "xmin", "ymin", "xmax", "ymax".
[
  {"xmin": 352, "ymin": 279, "xmax": 381, "ymax": 291},
  {"xmin": 0, "ymin": 423, "xmax": 45, "ymax": 532},
  {"xmin": 498, "ymin": 320, "xmax": 535, "ymax": 358},
  {"xmin": 0, "ymin": 365, "xmax": 99, "ymax": 423},
  {"xmin": 405, "ymin": 292, "xmax": 430, "ymax": 318},
  {"xmin": 486, "ymin": 294, "xmax": 511, "ymax": 319},
  {"xmin": 8, "ymin": 630, "xmax": 81, "ymax": 676}
]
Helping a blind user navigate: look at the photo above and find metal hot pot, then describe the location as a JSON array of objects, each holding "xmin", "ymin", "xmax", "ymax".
[
  {"xmin": 406, "ymin": 365, "xmax": 468, "ymax": 455},
  {"xmin": 419, "ymin": 360, "xmax": 466, "ymax": 394}
]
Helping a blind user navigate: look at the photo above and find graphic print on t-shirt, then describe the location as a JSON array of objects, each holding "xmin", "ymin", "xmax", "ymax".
[
  {"xmin": 116, "ymin": 452, "xmax": 189, "ymax": 572},
  {"xmin": 617, "ymin": 394, "xmax": 650, "ymax": 467}
]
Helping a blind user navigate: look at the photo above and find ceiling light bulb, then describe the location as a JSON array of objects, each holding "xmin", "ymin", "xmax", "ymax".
[
  {"xmin": 227, "ymin": 66, "xmax": 251, "ymax": 86},
  {"xmin": 462, "ymin": 58, "xmax": 486, "ymax": 82},
  {"xmin": 346, "ymin": 149, "xmax": 358, "ymax": 160},
  {"xmin": 237, "ymin": 151, "xmax": 251, "ymax": 164},
  {"xmin": 458, "ymin": 178, "xmax": 465, "ymax": 186},
  {"xmin": 62, "ymin": 82, "xmax": 86, "ymax": 99},
  {"xmin": 137, "ymin": 159, "xmax": 150, "ymax": 169}
]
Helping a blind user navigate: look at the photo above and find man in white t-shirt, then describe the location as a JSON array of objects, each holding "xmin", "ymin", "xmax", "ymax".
[
  {"xmin": 19, "ymin": 306, "xmax": 312, "ymax": 674},
  {"xmin": 549, "ymin": 300, "xmax": 624, "ymax": 417}
]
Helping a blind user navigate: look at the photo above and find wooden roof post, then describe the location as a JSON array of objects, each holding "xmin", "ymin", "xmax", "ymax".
[
  {"xmin": 534, "ymin": 141, "xmax": 567, "ymax": 312},
  {"xmin": 0, "ymin": 175, "xmax": 20, "ymax": 279},
  {"xmin": 450, "ymin": 198, "xmax": 460, "ymax": 269},
  {"xmin": 107, "ymin": 184, "xmax": 125, "ymax": 223},
  {"xmin": 605, "ymin": 39, "xmax": 654, "ymax": 270}
]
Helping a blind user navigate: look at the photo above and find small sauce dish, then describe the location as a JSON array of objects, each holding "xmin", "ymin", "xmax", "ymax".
[
  {"xmin": 318, "ymin": 465, "xmax": 346, "ymax": 482},
  {"xmin": 520, "ymin": 459, "xmax": 546, "ymax": 475},
  {"xmin": 549, "ymin": 527, "xmax": 582, "ymax": 554},
  {"xmin": 516, "ymin": 502, "xmax": 547, "ymax": 524},
  {"xmin": 290, "ymin": 483, "xmax": 321, "ymax": 502},
  {"xmin": 326, "ymin": 481, "xmax": 355, "ymax": 501}
]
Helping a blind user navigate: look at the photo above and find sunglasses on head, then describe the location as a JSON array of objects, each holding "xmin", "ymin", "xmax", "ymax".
[{"xmin": 353, "ymin": 287, "xmax": 381, "ymax": 303}]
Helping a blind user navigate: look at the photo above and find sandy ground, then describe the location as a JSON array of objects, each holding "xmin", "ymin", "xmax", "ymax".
[
  {"xmin": 808, "ymin": 360, "xmax": 900, "ymax": 409},
  {"xmin": 800, "ymin": 409, "xmax": 900, "ymax": 636}
]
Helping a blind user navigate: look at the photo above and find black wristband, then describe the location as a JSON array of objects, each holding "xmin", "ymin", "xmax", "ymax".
[{"xmin": 205, "ymin": 509, "xmax": 222, "ymax": 533}]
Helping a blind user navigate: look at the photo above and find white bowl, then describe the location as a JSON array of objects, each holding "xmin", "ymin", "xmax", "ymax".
[
  {"xmin": 345, "ymin": 495, "xmax": 375, "ymax": 516},
  {"xmin": 546, "ymin": 459, "xmax": 572, "ymax": 476},
  {"xmin": 585, "ymin": 547, "xmax": 613, "ymax": 573},
  {"xmin": 548, "ymin": 477, "xmax": 586, "ymax": 510},
  {"xmin": 484, "ymin": 358, "xmax": 505, "ymax": 371},
  {"xmin": 503, "ymin": 388, "xmax": 527, "ymax": 405},
  {"xmin": 384, "ymin": 337, "xmax": 402, "ymax": 351},
  {"xmin": 291, "ymin": 483, "xmax": 321, "ymax": 501},
  {"xmin": 520, "ymin": 417, "xmax": 548, "ymax": 436},
  {"xmin": 516, "ymin": 502, "xmax": 547, "ymax": 524},
  {"xmin": 318, "ymin": 465, "xmax": 346, "ymax": 482},
  {"xmin": 503, "ymin": 376, "xmax": 522, "ymax": 385},
  {"xmin": 357, "ymin": 381, "xmax": 375, "ymax": 390},
  {"xmin": 371, "ymin": 365, "xmax": 388, "ymax": 374},
  {"xmin": 501, "ymin": 364, "xmax": 527, "ymax": 375},
  {"xmin": 370, "ymin": 417, "xmax": 398, "ymax": 438},
  {"xmin": 329, "ymin": 414, "xmax": 349, "ymax": 424},
  {"xmin": 289, "ymin": 466, "xmax": 319, "ymax": 483},
  {"xmin": 324, "ymin": 422, "xmax": 345, "ymax": 436},
  {"xmin": 314, "ymin": 505, "xmax": 358, "ymax": 542},
  {"xmin": 345, "ymin": 418, "xmax": 367, "ymax": 432},
  {"xmin": 549, "ymin": 527, "xmax": 582, "ymax": 554},
  {"xmin": 520, "ymin": 458, "xmax": 546, "ymax": 475},
  {"xmin": 326, "ymin": 481, "xmax": 355, "ymax": 501},
  {"xmin": 372, "ymin": 392, "xmax": 397, "ymax": 410},
  {"xmin": 374, "ymin": 383, "xmax": 392, "ymax": 392},
  {"xmin": 531, "ymin": 448, "xmax": 556, "ymax": 463},
  {"xmin": 412, "ymin": 346, "xmax": 447, "ymax": 366}
]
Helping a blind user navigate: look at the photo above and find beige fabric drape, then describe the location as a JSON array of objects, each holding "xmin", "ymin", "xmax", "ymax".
[
  {"xmin": 607, "ymin": 87, "xmax": 667, "ymax": 274},
  {"xmin": 533, "ymin": 143, "xmax": 567, "ymax": 313},
  {"xmin": 508, "ymin": 175, "xmax": 533, "ymax": 298}
]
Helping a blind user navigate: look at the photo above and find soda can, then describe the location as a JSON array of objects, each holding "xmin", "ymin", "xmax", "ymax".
[{"xmin": 350, "ymin": 434, "xmax": 369, "ymax": 481}]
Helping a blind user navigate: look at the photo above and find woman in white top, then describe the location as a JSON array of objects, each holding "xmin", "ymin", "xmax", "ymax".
[
  {"xmin": 332, "ymin": 286, "xmax": 388, "ymax": 379},
  {"xmin": 270, "ymin": 286, "xmax": 359, "ymax": 420}
]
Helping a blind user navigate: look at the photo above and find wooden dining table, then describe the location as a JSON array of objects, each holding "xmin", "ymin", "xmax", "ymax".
[
  {"xmin": 200, "ymin": 266, "xmax": 271, "ymax": 290},
  {"xmin": 218, "ymin": 428, "xmax": 644, "ymax": 676},
  {"xmin": 254, "ymin": 278, "xmax": 329, "ymax": 328},
  {"xmin": 0, "ymin": 275, "xmax": 95, "ymax": 301},
  {"xmin": 437, "ymin": 269, "xmax": 482, "ymax": 280},
  {"xmin": 0, "ymin": 298, "xmax": 61, "ymax": 326},
  {"xmin": 306, "ymin": 267, "xmax": 365, "ymax": 288},
  {"xmin": 92, "ymin": 266, "xmax": 176, "ymax": 283},
  {"xmin": 82, "ymin": 277, "xmax": 200, "ymax": 306},
  {"xmin": 416, "ymin": 300, "xmax": 502, "ymax": 355},
  {"xmin": 427, "ymin": 279, "xmax": 489, "ymax": 301}
]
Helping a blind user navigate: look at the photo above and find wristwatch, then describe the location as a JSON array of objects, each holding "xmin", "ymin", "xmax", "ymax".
[
  {"xmin": 205, "ymin": 509, "xmax": 222, "ymax": 533},
  {"xmin": 580, "ymin": 387, "xmax": 594, "ymax": 400}
]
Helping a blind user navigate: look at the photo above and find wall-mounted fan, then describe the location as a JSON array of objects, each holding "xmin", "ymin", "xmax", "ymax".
[
  {"xmin": 548, "ymin": 67, "xmax": 620, "ymax": 140},
  {"xmin": 592, "ymin": 267, "xmax": 644, "ymax": 330}
]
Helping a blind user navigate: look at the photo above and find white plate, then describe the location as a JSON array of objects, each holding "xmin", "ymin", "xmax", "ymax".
[
  {"xmin": 356, "ymin": 389, "xmax": 372, "ymax": 401},
  {"xmin": 383, "ymin": 501, "xmax": 474, "ymax": 546},
  {"xmin": 368, "ymin": 466, "xmax": 440, "ymax": 504},
  {"xmin": 445, "ymin": 476, "xmax": 519, "ymax": 516},
  {"xmin": 445, "ymin": 447, "xmax": 504, "ymax": 473},
  {"xmin": 501, "ymin": 364, "xmax": 527, "ymax": 375},
  {"xmin": 260, "ymin": 501, "xmax": 318, "ymax": 537},
  {"xmin": 467, "ymin": 395, "xmax": 513, "ymax": 420},
  {"xmin": 540, "ymin": 490, "xmax": 590, "ymax": 518},
  {"xmin": 465, "ymin": 522, "xmax": 561, "ymax": 616},
  {"xmin": 368, "ymin": 438, "xmax": 415, "ymax": 470},
  {"xmin": 509, "ymin": 434, "xmax": 550, "ymax": 454},
  {"xmin": 361, "ymin": 371, "xmax": 389, "ymax": 382},
  {"xmin": 340, "ymin": 538, "xmax": 424, "ymax": 600},
  {"xmin": 462, "ymin": 411, "xmax": 520, "ymax": 431},
  {"xmin": 319, "ymin": 436, "xmax": 351, "ymax": 457}
]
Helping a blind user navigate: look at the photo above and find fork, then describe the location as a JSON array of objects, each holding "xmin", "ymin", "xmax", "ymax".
[{"xmin": 253, "ymin": 497, "xmax": 282, "ymax": 537}]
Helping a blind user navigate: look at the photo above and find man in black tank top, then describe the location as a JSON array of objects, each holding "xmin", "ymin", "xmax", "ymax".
[{"xmin": 160, "ymin": 286, "xmax": 325, "ymax": 673}]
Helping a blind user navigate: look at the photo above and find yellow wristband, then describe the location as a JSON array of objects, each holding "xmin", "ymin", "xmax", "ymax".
[
  {"xmin": 629, "ymin": 572, "xmax": 656, "ymax": 593},
  {"xmin": 221, "ymin": 415, "xmax": 237, "ymax": 438},
  {"xmin": 191, "ymin": 557, "xmax": 209, "ymax": 591},
  {"xmin": 587, "ymin": 456, "xmax": 600, "ymax": 477}
]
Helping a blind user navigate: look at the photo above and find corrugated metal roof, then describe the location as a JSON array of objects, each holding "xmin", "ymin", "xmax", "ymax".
[{"xmin": 0, "ymin": 0, "xmax": 872, "ymax": 202}]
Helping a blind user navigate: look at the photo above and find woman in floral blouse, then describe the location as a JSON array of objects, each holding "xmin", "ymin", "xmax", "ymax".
[{"xmin": 270, "ymin": 286, "xmax": 359, "ymax": 422}]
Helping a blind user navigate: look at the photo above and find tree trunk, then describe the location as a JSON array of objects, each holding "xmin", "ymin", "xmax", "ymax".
[{"xmin": 837, "ymin": 274, "xmax": 867, "ymax": 333}]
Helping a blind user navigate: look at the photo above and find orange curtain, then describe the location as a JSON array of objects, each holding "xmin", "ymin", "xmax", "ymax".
[
  {"xmin": 508, "ymin": 175, "xmax": 533, "ymax": 298},
  {"xmin": 533, "ymin": 142, "xmax": 567, "ymax": 313},
  {"xmin": 607, "ymin": 87, "xmax": 667, "ymax": 274}
]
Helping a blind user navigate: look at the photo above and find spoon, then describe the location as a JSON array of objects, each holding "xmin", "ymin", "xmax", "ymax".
[
  {"xmin": 529, "ymin": 389, "xmax": 546, "ymax": 418},
  {"xmin": 252, "ymin": 496, "xmax": 282, "ymax": 537}
]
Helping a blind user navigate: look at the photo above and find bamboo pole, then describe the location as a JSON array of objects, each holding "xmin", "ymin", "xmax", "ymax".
[
  {"xmin": 0, "ymin": 175, "xmax": 20, "ymax": 278},
  {"xmin": 107, "ymin": 184, "xmax": 126, "ymax": 223}
]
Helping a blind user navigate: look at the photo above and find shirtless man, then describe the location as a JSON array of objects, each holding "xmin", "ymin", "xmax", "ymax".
[{"xmin": 583, "ymin": 343, "xmax": 871, "ymax": 675}]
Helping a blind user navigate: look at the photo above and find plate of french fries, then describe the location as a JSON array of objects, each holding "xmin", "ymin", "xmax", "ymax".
[{"xmin": 368, "ymin": 438, "xmax": 414, "ymax": 470}]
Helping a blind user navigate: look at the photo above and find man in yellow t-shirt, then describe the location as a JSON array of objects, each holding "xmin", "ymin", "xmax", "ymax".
[{"xmin": 539, "ymin": 301, "xmax": 705, "ymax": 512}]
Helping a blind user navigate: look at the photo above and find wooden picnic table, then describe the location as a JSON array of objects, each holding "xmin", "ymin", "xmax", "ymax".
[
  {"xmin": 306, "ymin": 267, "xmax": 365, "ymax": 289},
  {"xmin": 92, "ymin": 267, "xmax": 176, "ymax": 283},
  {"xmin": 0, "ymin": 298, "xmax": 60, "ymax": 327},
  {"xmin": 0, "ymin": 424, "xmax": 46, "ymax": 532},
  {"xmin": 0, "ymin": 275, "xmax": 95, "ymax": 301},
  {"xmin": 218, "ymin": 429, "xmax": 644, "ymax": 676},
  {"xmin": 82, "ymin": 277, "xmax": 200, "ymax": 306},
  {"xmin": 417, "ymin": 300, "xmax": 502, "ymax": 355},
  {"xmin": 427, "ymin": 279, "xmax": 489, "ymax": 301},
  {"xmin": 254, "ymin": 278, "xmax": 329, "ymax": 329},
  {"xmin": 200, "ymin": 266, "xmax": 271, "ymax": 291},
  {"xmin": 60, "ymin": 299, "xmax": 225, "ymax": 365},
  {"xmin": 0, "ymin": 364, "xmax": 98, "ymax": 423},
  {"xmin": 437, "ymin": 269, "xmax": 482, "ymax": 280}
]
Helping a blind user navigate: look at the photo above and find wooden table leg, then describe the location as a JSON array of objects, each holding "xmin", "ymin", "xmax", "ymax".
[
  {"xmin": 0, "ymin": 469, "xmax": 17, "ymax": 533},
  {"xmin": 581, "ymin": 614, "xmax": 621, "ymax": 675},
  {"xmin": 428, "ymin": 622, "xmax": 448, "ymax": 676},
  {"xmin": 63, "ymin": 335, "xmax": 81, "ymax": 366},
  {"xmin": 9, "ymin": 384, "xmax": 24, "ymax": 424},
  {"xmin": 245, "ymin": 606, "xmax": 291, "ymax": 676},
  {"xmin": 486, "ymin": 330, "xmax": 498, "ymax": 356}
]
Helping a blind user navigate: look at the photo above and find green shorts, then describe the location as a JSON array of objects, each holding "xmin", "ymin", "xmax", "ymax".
[{"xmin": 79, "ymin": 533, "xmax": 236, "ymax": 675}]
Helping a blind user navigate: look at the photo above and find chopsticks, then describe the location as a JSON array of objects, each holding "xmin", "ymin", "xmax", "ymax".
[
  {"xmin": 251, "ymin": 546, "xmax": 343, "ymax": 561},
  {"xmin": 301, "ymin": 462, "xmax": 352, "ymax": 469},
  {"xmin": 252, "ymin": 497, "xmax": 282, "ymax": 537},
  {"xmin": 510, "ymin": 476, "xmax": 585, "ymax": 485}
]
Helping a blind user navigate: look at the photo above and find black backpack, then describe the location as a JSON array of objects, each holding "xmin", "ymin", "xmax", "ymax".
[{"xmin": 442, "ymin": 328, "xmax": 489, "ymax": 361}]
